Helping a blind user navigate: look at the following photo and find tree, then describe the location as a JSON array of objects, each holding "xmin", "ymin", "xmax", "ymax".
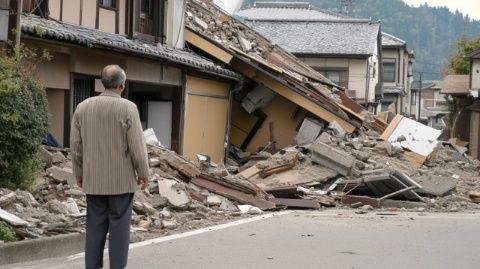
[
  {"xmin": 0, "ymin": 45, "xmax": 49, "ymax": 189},
  {"xmin": 449, "ymin": 36, "xmax": 480, "ymax": 74}
]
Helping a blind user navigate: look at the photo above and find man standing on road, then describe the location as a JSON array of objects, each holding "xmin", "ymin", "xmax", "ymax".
[{"xmin": 70, "ymin": 64, "xmax": 149, "ymax": 269}]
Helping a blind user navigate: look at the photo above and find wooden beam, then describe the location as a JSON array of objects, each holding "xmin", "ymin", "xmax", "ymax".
[
  {"xmin": 254, "ymin": 72, "xmax": 356, "ymax": 133},
  {"xmin": 380, "ymin": 114, "xmax": 403, "ymax": 141},
  {"xmin": 184, "ymin": 29, "xmax": 233, "ymax": 64}
]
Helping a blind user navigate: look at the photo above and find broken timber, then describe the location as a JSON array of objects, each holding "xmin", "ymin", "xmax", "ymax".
[
  {"xmin": 184, "ymin": 28, "xmax": 357, "ymax": 133},
  {"xmin": 148, "ymin": 145, "xmax": 201, "ymax": 179},
  {"xmin": 270, "ymin": 198, "xmax": 320, "ymax": 209},
  {"xmin": 190, "ymin": 177, "xmax": 276, "ymax": 210}
]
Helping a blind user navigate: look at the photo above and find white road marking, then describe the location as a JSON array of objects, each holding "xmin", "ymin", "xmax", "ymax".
[{"xmin": 66, "ymin": 211, "xmax": 292, "ymax": 261}]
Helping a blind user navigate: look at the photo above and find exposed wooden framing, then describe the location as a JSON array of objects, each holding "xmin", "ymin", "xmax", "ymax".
[
  {"xmin": 380, "ymin": 114, "xmax": 403, "ymax": 140},
  {"xmin": 184, "ymin": 29, "xmax": 233, "ymax": 64},
  {"xmin": 185, "ymin": 29, "xmax": 357, "ymax": 133},
  {"xmin": 253, "ymin": 72, "xmax": 356, "ymax": 133}
]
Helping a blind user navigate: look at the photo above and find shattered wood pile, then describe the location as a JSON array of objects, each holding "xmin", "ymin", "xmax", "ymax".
[{"xmin": 185, "ymin": 0, "xmax": 387, "ymax": 134}]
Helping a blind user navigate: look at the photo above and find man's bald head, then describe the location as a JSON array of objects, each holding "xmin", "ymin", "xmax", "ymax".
[{"xmin": 101, "ymin": 65, "xmax": 126, "ymax": 90}]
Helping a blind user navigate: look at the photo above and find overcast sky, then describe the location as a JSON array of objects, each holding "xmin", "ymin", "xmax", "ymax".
[{"xmin": 403, "ymin": 0, "xmax": 480, "ymax": 20}]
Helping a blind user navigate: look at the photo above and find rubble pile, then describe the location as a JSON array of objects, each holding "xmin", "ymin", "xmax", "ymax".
[
  {"xmin": 2, "ymin": 119, "xmax": 480, "ymax": 244},
  {"xmin": 228, "ymin": 120, "xmax": 480, "ymax": 212},
  {"xmin": 0, "ymin": 145, "xmax": 253, "ymax": 243}
]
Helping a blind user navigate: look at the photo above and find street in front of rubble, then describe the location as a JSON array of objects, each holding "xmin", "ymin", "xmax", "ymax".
[{"xmin": 5, "ymin": 210, "xmax": 480, "ymax": 269}]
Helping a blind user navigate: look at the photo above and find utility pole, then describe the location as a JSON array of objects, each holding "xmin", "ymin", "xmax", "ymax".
[{"xmin": 417, "ymin": 72, "xmax": 422, "ymax": 122}]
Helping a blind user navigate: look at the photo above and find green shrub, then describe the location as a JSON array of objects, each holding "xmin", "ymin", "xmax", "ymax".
[
  {"xmin": 0, "ymin": 45, "xmax": 49, "ymax": 189},
  {"xmin": 0, "ymin": 221, "xmax": 18, "ymax": 242}
]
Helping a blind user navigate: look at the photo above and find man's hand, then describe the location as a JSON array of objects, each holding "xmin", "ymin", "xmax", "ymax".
[
  {"xmin": 76, "ymin": 176, "xmax": 83, "ymax": 188},
  {"xmin": 137, "ymin": 177, "xmax": 148, "ymax": 190}
]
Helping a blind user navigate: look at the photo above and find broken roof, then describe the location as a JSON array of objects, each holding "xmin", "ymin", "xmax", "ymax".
[
  {"xmin": 185, "ymin": 0, "xmax": 388, "ymax": 134},
  {"xmin": 245, "ymin": 20, "xmax": 380, "ymax": 56},
  {"xmin": 21, "ymin": 14, "xmax": 241, "ymax": 81}
]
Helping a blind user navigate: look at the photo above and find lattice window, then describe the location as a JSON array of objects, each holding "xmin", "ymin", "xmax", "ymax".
[{"xmin": 73, "ymin": 76, "xmax": 95, "ymax": 110}]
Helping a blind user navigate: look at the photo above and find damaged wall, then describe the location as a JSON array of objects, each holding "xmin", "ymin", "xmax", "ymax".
[{"xmin": 231, "ymin": 94, "xmax": 307, "ymax": 152}]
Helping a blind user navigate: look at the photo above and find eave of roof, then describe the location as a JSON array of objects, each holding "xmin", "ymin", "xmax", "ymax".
[{"xmin": 20, "ymin": 14, "xmax": 241, "ymax": 81}]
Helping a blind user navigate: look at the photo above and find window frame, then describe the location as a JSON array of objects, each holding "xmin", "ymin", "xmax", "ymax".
[
  {"xmin": 313, "ymin": 67, "xmax": 349, "ymax": 89},
  {"xmin": 383, "ymin": 58, "xmax": 397, "ymax": 83}
]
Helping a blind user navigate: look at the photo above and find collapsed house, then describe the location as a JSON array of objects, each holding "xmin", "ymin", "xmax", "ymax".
[{"xmin": 185, "ymin": 0, "xmax": 387, "ymax": 154}]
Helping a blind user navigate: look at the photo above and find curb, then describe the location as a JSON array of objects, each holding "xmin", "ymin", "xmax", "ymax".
[{"xmin": 0, "ymin": 232, "xmax": 85, "ymax": 265}]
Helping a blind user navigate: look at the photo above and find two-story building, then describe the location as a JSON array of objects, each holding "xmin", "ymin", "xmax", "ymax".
[
  {"xmin": 235, "ymin": 2, "xmax": 382, "ymax": 112},
  {"xmin": 7, "ymin": 0, "xmax": 242, "ymax": 163},
  {"xmin": 381, "ymin": 32, "xmax": 415, "ymax": 115}
]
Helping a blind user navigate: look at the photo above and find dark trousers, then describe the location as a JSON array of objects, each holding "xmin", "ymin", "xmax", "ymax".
[{"xmin": 85, "ymin": 193, "xmax": 134, "ymax": 269}]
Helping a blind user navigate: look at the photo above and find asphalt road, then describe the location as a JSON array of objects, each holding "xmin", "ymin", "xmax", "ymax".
[{"xmin": 5, "ymin": 210, "xmax": 480, "ymax": 269}]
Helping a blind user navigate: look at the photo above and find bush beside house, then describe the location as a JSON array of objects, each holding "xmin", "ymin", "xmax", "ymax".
[{"xmin": 0, "ymin": 46, "xmax": 48, "ymax": 189}]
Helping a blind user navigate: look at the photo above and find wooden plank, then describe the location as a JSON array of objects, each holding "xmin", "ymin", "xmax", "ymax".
[
  {"xmin": 148, "ymin": 145, "xmax": 201, "ymax": 179},
  {"xmin": 191, "ymin": 177, "xmax": 276, "ymax": 210},
  {"xmin": 380, "ymin": 114, "xmax": 403, "ymax": 140},
  {"xmin": 237, "ymin": 165, "xmax": 261, "ymax": 179},
  {"xmin": 270, "ymin": 198, "xmax": 320, "ymax": 209},
  {"xmin": 403, "ymin": 151, "xmax": 426, "ymax": 168},
  {"xmin": 185, "ymin": 29, "xmax": 233, "ymax": 64}
]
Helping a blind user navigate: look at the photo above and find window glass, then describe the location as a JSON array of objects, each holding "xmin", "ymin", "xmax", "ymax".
[{"xmin": 383, "ymin": 61, "xmax": 396, "ymax": 82}]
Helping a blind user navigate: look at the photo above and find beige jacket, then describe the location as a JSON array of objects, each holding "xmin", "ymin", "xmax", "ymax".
[{"xmin": 70, "ymin": 90, "xmax": 149, "ymax": 195}]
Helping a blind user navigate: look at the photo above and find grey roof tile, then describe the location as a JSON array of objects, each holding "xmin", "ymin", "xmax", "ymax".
[
  {"xmin": 236, "ymin": 6, "xmax": 352, "ymax": 21},
  {"xmin": 382, "ymin": 32, "xmax": 406, "ymax": 47},
  {"xmin": 21, "ymin": 14, "xmax": 241, "ymax": 80},
  {"xmin": 245, "ymin": 20, "xmax": 380, "ymax": 55}
]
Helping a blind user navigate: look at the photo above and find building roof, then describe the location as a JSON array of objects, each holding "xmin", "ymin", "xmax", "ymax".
[
  {"xmin": 235, "ymin": 3, "xmax": 379, "ymax": 56},
  {"xmin": 244, "ymin": 20, "xmax": 380, "ymax": 56},
  {"xmin": 467, "ymin": 48, "xmax": 480, "ymax": 59},
  {"xmin": 236, "ymin": 2, "xmax": 360, "ymax": 21},
  {"xmin": 382, "ymin": 32, "xmax": 406, "ymax": 47},
  {"xmin": 440, "ymin": 75, "xmax": 470, "ymax": 95},
  {"xmin": 21, "ymin": 14, "xmax": 241, "ymax": 81},
  {"xmin": 411, "ymin": 80, "xmax": 441, "ymax": 91}
]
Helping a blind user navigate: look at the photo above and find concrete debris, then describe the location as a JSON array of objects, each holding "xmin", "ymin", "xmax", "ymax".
[
  {"xmin": 51, "ymin": 152, "xmax": 66, "ymax": 164},
  {"xmin": 162, "ymin": 220, "xmax": 178, "ymax": 230},
  {"xmin": 193, "ymin": 16, "xmax": 209, "ymax": 31},
  {"xmin": 328, "ymin": 121, "xmax": 346, "ymax": 138},
  {"xmin": 310, "ymin": 142, "xmax": 356, "ymax": 176},
  {"xmin": 295, "ymin": 117, "xmax": 324, "ymax": 146},
  {"xmin": 46, "ymin": 166, "xmax": 74, "ymax": 185},
  {"xmin": 237, "ymin": 205, "xmax": 262, "ymax": 215},
  {"xmin": 157, "ymin": 178, "xmax": 191, "ymax": 209},
  {"xmin": 0, "ymin": 208, "xmax": 29, "ymax": 227},
  {"xmin": 239, "ymin": 36, "xmax": 252, "ymax": 52}
]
